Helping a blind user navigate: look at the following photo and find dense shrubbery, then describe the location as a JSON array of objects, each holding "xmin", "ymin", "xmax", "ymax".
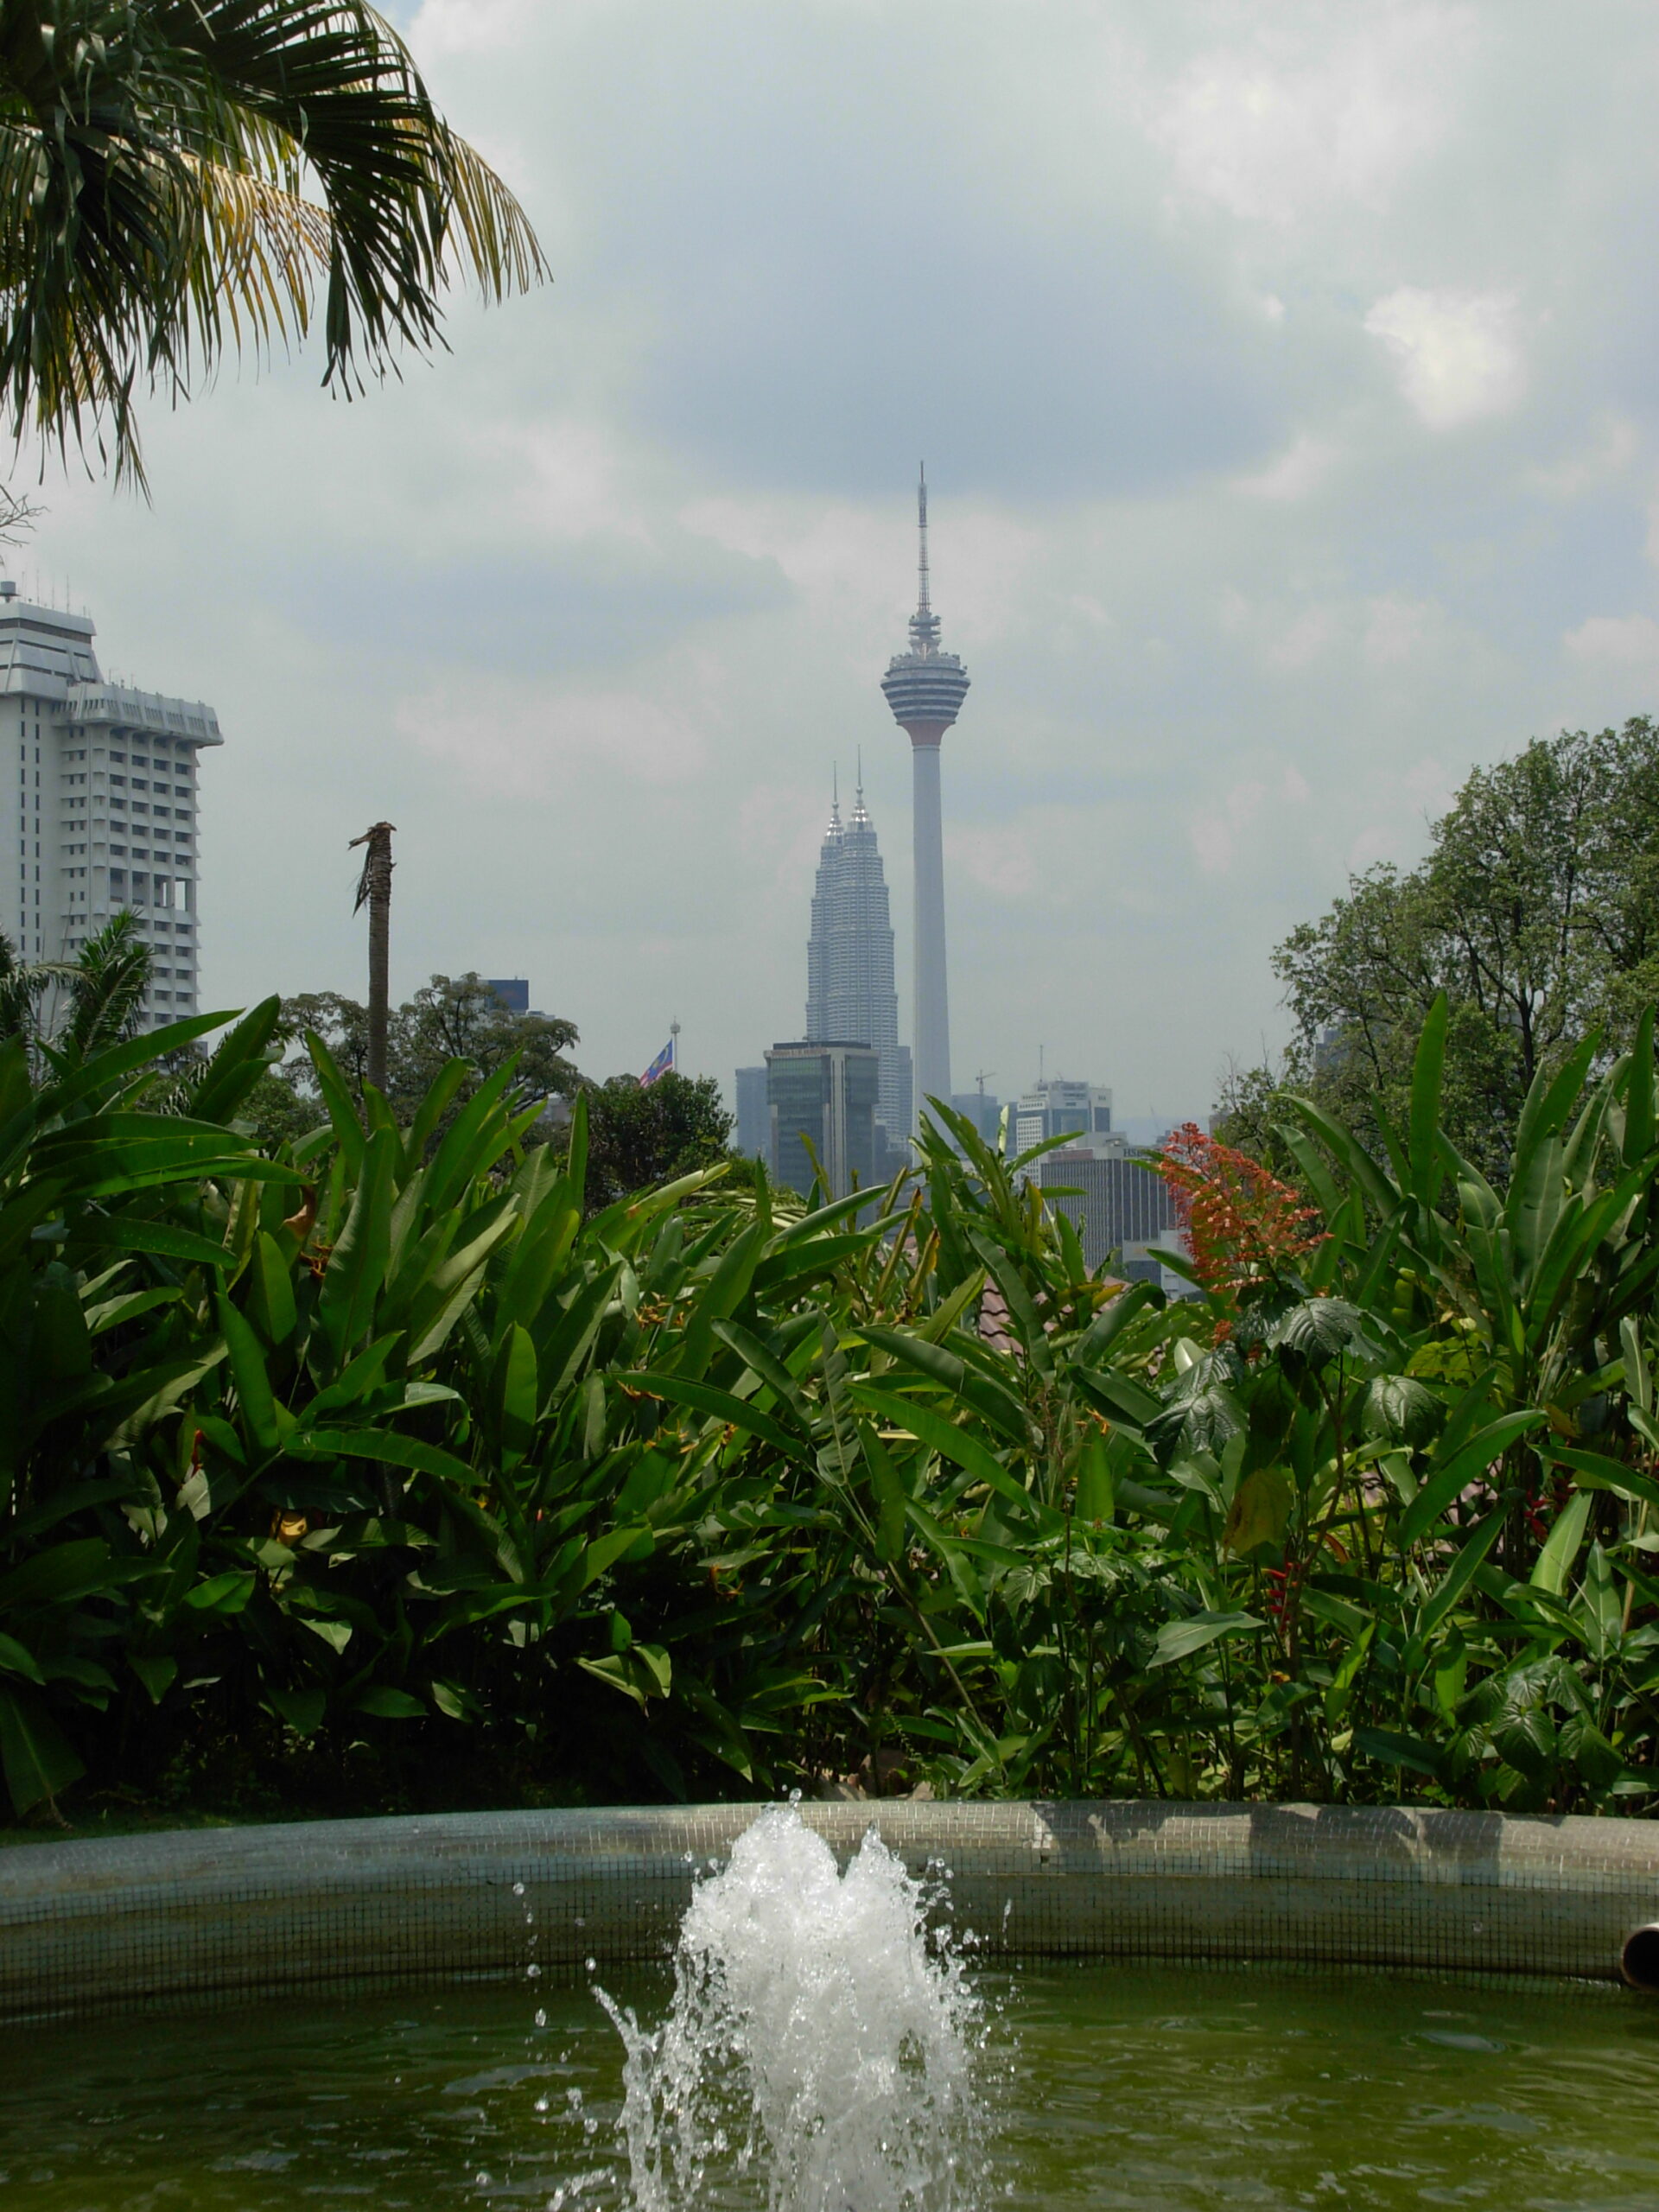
[{"xmin": 1, "ymin": 992, "xmax": 1656, "ymax": 1825}]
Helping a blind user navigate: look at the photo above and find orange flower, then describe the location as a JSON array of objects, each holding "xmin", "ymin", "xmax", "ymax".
[{"xmin": 1158, "ymin": 1123, "xmax": 1325, "ymax": 1302}]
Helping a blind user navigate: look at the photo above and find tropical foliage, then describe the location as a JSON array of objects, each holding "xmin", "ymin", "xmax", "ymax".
[
  {"xmin": 0, "ymin": 989, "xmax": 1656, "ymax": 1825},
  {"xmin": 257, "ymin": 974, "xmax": 580, "ymax": 1140},
  {"xmin": 0, "ymin": 0, "xmax": 546, "ymax": 480},
  {"xmin": 1222, "ymin": 718, "xmax": 1659, "ymax": 1180}
]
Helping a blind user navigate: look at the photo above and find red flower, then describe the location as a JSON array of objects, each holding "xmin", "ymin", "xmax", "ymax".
[{"xmin": 1157, "ymin": 1123, "xmax": 1325, "ymax": 1302}]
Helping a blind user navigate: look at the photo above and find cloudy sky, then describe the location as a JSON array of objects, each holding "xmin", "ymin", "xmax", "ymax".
[{"xmin": 18, "ymin": 1, "xmax": 1659, "ymax": 1124}]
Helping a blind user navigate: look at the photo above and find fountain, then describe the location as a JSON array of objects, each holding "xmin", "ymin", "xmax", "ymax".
[
  {"xmin": 599, "ymin": 1805, "xmax": 982, "ymax": 2212},
  {"xmin": 1, "ymin": 1801, "xmax": 1657, "ymax": 2208}
]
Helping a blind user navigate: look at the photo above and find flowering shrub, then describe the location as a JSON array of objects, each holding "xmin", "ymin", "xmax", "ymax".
[{"xmin": 1158, "ymin": 1122, "xmax": 1325, "ymax": 1303}]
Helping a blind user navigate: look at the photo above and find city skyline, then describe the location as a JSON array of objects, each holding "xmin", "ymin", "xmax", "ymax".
[{"xmin": 11, "ymin": 3, "xmax": 1659, "ymax": 1127}]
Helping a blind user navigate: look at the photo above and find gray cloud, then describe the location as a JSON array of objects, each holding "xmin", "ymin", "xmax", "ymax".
[{"xmin": 15, "ymin": 0, "xmax": 1659, "ymax": 1118}]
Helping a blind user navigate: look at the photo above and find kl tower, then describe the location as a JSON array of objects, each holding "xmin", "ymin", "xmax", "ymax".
[{"xmin": 880, "ymin": 467, "xmax": 970, "ymax": 1128}]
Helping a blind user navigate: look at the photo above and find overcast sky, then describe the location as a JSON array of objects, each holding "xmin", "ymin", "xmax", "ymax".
[{"xmin": 17, "ymin": 1, "xmax": 1659, "ymax": 1122}]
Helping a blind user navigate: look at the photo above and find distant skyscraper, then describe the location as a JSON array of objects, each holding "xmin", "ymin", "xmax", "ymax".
[
  {"xmin": 1014, "ymin": 1078, "xmax": 1114, "ymax": 1156},
  {"xmin": 766, "ymin": 1040, "xmax": 880, "ymax": 1198},
  {"xmin": 804, "ymin": 772, "xmax": 912, "ymax": 1154},
  {"xmin": 734, "ymin": 1065, "xmax": 768, "ymax": 1159},
  {"xmin": 881, "ymin": 467, "xmax": 969, "ymax": 1128},
  {"xmin": 0, "ymin": 582, "xmax": 218, "ymax": 1027},
  {"xmin": 486, "ymin": 977, "xmax": 530, "ymax": 1013}
]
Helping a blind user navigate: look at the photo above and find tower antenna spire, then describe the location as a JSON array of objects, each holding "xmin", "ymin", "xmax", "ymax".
[{"xmin": 917, "ymin": 463, "xmax": 930, "ymax": 619}]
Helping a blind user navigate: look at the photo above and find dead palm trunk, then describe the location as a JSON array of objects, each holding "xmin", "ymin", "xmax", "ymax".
[{"xmin": 350, "ymin": 822, "xmax": 396, "ymax": 1097}]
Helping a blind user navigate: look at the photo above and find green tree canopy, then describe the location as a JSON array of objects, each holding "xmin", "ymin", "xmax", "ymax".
[
  {"xmin": 578, "ymin": 1071, "xmax": 734, "ymax": 1207},
  {"xmin": 252, "ymin": 971, "xmax": 579, "ymax": 1144},
  {"xmin": 1222, "ymin": 718, "xmax": 1659, "ymax": 1176}
]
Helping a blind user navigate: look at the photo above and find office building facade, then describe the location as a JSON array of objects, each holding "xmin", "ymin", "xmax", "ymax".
[
  {"xmin": 766, "ymin": 1039, "xmax": 880, "ymax": 1198},
  {"xmin": 1014, "ymin": 1078, "xmax": 1115, "ymax": 1156},
  {"xmin": 950, "ymin": 1090, "xmax": 1002, "ymax": 1148},
  {"xmin": 734, "ymin": 1064, "xmax": 768, "ymax": 1160},
  {"xmin": 1036, "ymin": 1144, "xmax": 1182, "ymax": 1283},
  {"xmin": 0, "ymin": 583, "xmax": 219, "ymax": 1027}
]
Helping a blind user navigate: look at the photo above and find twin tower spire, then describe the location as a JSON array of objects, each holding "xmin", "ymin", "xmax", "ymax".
[{"xmin": 806, "ymin": 470, "xmax": 970, "ymax": 1146}]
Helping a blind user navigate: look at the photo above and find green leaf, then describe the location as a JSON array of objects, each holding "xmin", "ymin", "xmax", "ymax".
[
  {"xmin": 182, "ymin": 1570, "xmax": 255, "ymax": 1615},
  {"xmin": 1223, "ymin": 1467, "xmax": 1292, "ymax": 1557},
  {"xmin": 0, "ymin": 1684, "xmax": 84, "ymax": 1815},
  {"xmin": 351, "ymin": 1685, "xmax": 426, "ymax": 1719},
  {"xmin": 0, "ymin": 1632, "xmax": 44, "ymax": 1684},
  {"xmin": 129, "ymin": 1654, "xmax": 177, "ymax": 1706},
  {"xmin": 218, "ymin": 1292, "xmax": 279, "ymax": 1453},
  {"xmin": 1624, "ymin": 1005, "xmax": 1656, "ymax": 1167},
  {"xmin": 1530, "ymin": 1491, "xmax": 1592, "ymax": 1596},
  {"xmin": 491, "ymin": 1324, "xmax": 539, "ymax": 1465},
  {"xmin": 849, "ymin": 1383, "xmax": 1035, "ymax": 1514},
  {"xmin": 247, "ymin": 1230, "xmax": 298, "ymax": 1347},
  {"xmin": 1398, "ymin": 1413, "xmax": 1545, "ymax": 1550},
  {"xmin": 1362, "ymin": 1373, "xmax": 1443, "ymax": 1449},
  {"xmin": 267, "ymin": 1684, "xmax": 327, "ymax": 1737},
  {"xmin": 617, "ymin": 1371, "xmax": 814, "ymax": 1468},
  {"xmin": 319, "ymin": 1124, "xmax": 397, "ymax": 1357},
  {"xmin": 1418, "ymin": 1504, "xmax": 1506, "ymax": 1635},
  {"xmin": 1551, "ymin": 1446, "xmax": 1659, "ymax": 1515},
  {"xmin": 290, "ymin": 1429, "xmax": 476, "ymax": 1487},
  {"xmin": 78, "ymin": 1215, "xmax": 234, "ymax": 1269},
  {"xmin": 1150, "ymin": 1610, "xmax": 1262, "ymax": 1668},
  {"xmin": 1353, "ymin": 1725, "xmax": 1440, "ymax": 1778}
]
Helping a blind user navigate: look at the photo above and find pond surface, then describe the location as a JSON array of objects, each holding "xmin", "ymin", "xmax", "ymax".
[{"xmin": 1, "ymin": 1964, "xmax": 1656, "ymax": 2211}]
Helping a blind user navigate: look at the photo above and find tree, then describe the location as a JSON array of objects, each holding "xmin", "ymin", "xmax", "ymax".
[
  {"xmin": 1231, "ymin": 720, "xmax": 1659, "ymax": 1177},
  {"xmin": 0, "ymin": 911, "xmax": 151, "ymax": 1062},
  {"xmin": 255, "ymin": 972, "xmax": 579, "ymax": 1144},
  {"xmin": 0, "ymin": 0, "xmax": 546, "ymax": 483},
  {"xmin": 578, "ymin": 1072, "xmax": 735, "ymax": 1207}
]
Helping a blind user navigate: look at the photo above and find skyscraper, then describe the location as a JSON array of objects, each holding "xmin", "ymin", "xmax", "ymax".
[
  {"xmin": 765, "ymin": 1039, "xmax": 880, "ymax": 1199},
  {"xmin": 0, "ymin": 582, "xmax": 219, "ymax": 1027},
  {"xmin": 804, "ymin": 772, "xmax": 912, "ymax": 1156},
  {"xmin": 880, "ymin": 468, "xmax": 969, "ymax": 1128}
]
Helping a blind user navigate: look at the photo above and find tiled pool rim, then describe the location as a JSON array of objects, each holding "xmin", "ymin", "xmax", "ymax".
[{"xmin": 2, "ymin": 1800, "xmax": 1656, "ymax": 2021}]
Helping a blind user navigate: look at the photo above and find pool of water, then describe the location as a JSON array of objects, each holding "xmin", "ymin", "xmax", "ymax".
[{"xmin": 1, "ymin": 1965, "xmax": 1656, "ymax": 2211}]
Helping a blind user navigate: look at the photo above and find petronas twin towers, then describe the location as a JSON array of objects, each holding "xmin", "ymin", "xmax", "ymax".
[
  {"xmin": 803, "ymin": 469, "xmax": 969, "ymax": 1156},
  {"xmin": 805, "ymin": 773, "xmax": 913, "ymax": 1149}
]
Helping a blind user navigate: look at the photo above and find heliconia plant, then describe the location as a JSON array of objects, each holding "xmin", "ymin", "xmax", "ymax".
[{"xmin": 0, "ymin": 993, "xmax": 1654, "ymax": 1824}]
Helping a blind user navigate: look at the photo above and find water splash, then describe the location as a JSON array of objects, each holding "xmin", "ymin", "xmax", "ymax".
[{"xmin": 598, "ymin": 1804, "xmax": 982, "ymax": 2212}]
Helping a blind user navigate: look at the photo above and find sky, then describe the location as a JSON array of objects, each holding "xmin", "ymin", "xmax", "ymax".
[{"xmin": 16, "ymin": 0, "xmax": 1659, "ymax": 1126}]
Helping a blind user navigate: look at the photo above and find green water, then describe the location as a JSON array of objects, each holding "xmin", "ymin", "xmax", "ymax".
[{"xmin": 1, "ymin": 1966, "xmax": 1655, "ymax": 2210}]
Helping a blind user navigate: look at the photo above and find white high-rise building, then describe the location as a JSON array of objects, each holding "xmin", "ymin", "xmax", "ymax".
[{"xmin": 0, "ymin": 582, "xmax": 220, "ymax": 1027}]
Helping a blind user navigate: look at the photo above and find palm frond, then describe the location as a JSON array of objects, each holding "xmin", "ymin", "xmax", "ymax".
[
  {"xmin": 0, "ymin": 0, "xmax": 549, "ymax": 481},
  {"xmin": 59, "ymin": 912, "xmax": 153, "ymax": 1060}
]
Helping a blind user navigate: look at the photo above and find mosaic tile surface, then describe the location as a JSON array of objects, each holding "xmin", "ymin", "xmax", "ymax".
[{"xmin": 1, "ymin": 1802, "xmax": 1654, "ymax": 2021}]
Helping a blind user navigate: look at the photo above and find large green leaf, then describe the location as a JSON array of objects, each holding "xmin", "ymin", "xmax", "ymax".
[
  {"xmin": 319, "ymin": 1123, "xmax": 397, "ymax": 1358},
  {"xmin": 0, "ymin": 1684, "xmax": 84, "ymax": 1815},
  {"xmin": 1150, "ymin": 1610, "xmax": 1262, "ymax": 1669}
]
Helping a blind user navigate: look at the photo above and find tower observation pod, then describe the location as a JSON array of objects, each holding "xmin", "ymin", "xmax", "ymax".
[{"xmin": 880, "ymin": 467, "xmax": 969, "ymax": 1128}]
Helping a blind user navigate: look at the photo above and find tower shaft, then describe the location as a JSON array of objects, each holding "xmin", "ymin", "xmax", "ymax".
[
  {"xmin": 880, "ymin": 467, "xmax": 969, "ymax": 1132},
  {"xmin": 910, "ymin": 738, "xmax": 950, "ymax": 1113}
]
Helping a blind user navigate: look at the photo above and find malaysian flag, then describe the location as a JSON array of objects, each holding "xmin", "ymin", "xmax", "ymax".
[{"xmin": 639, "ymin": 1036, "xmax": 677, "ymax": 1088}]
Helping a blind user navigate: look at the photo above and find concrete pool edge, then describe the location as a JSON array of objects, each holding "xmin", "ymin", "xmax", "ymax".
[{"xmin": 2, "ymin": 1801, "xmax": 1656, "ymax": 2021}]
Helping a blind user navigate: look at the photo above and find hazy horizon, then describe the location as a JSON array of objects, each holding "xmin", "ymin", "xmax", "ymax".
[{"xmin": 13, "ymin": 1, "xmax": 1659, "ymax": 1123}]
